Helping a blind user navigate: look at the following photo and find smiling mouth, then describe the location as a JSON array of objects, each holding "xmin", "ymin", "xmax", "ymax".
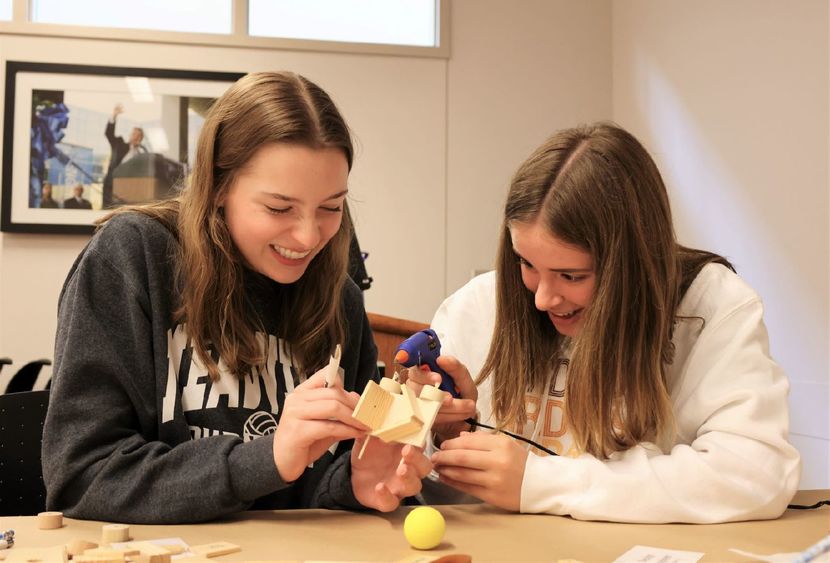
[
  {"xmin": 271, "ymin": 244, "xmax": 311, "ymax": 260},
  {"xmin": 550, "ymin": 309, "xmax": 581, "ymax": 319}
]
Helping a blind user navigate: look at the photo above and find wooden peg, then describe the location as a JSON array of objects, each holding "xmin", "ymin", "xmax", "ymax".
[
  {"xmin": 36, "ymin": 511, "xmax": 64, "ymax": 530},
  {"xmin": 100, "ymin": 524, "xmax": 130, "ymax": 544}
]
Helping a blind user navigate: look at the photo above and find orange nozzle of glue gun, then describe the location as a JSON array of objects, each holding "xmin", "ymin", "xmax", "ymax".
[{"xmin": 394, "ymin": 349, "xmax": 409, "ymax": 365}]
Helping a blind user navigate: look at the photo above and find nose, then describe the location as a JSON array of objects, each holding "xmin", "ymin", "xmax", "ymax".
[
  {"xmin": 534, "ymin": 279, "xmax": 564, "ymax": 311},
  {"xmin": 291, "ymin": 215, "xmax": 321, "ymax": 250}
]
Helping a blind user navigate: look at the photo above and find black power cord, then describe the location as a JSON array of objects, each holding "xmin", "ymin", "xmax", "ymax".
[
  {"xmin": 788, "ymin": 500, "xmax": 830, "ymax": 510},
  {"xmin": 464, "ymin": 417, "xmax": 558, "ymax": 456}
]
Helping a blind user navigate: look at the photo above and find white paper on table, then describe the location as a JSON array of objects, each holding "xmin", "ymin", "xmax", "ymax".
[
  {"xmin": 613, "ymin": 545, "xmax": 704, "ymax": 563},
  {"xmin": 729, "ymin": 547, "xmax": 830, "ymax": 562}
]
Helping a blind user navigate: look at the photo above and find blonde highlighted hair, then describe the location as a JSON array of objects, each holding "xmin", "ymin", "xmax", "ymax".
[
  {"xmin": 100, "ymin": 71, "xmax": 355, "ymax": 380},
  {"xmin": 481, "ymin": 122, "xmax": 732, "ymax": 458}
]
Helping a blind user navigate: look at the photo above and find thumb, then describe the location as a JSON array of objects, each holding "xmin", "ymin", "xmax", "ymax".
[{"xmin": 436, "ymin": 355, "xmax": 477, "ymax": 400}]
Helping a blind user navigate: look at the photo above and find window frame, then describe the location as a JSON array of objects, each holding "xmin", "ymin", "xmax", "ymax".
[{"xmin": 0, "ymin": 0, "xmax": 449, "ymax": 58}]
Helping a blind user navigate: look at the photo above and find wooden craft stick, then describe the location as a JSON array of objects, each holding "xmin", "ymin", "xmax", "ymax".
[
  {"xmin": 189, "ymin": 542, "xmax": 241, "ymax": 558},
  {"xmin": 324, "ymin": 344, "xmax": 342, "ymax": 388}
]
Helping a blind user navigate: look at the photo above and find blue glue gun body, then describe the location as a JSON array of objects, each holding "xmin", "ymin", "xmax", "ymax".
[{"xmin": 394, "ymin": 328, "xmax": 460, "ymax": 398}]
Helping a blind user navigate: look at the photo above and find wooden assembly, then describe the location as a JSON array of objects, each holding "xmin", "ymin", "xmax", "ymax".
[{"xmin": 352, "ymin": 372, "xmax": 443, "ymax": 458}]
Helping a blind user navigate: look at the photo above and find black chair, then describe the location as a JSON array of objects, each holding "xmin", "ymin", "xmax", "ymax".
[
  {"xmin": 0, "ymin": 389, "xmax": 50, "ymax": 515},
  {"xmin": 4, "ymin": 358, "xmax": 52, "ymax": 394}
]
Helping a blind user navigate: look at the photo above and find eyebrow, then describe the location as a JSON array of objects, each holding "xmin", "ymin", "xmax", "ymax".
[
  {"xmin": 265, "ymin": 189, "xmax": 349, "ymax": 202},
  {"xmin": 513, "ymin": 248, "xmax": 593, "ymax": 273}
]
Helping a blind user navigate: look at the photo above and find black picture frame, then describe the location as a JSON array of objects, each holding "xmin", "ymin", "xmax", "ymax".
[{"xmin": 1, "ymin": 61, "xmax": 244, "ymax": 234}]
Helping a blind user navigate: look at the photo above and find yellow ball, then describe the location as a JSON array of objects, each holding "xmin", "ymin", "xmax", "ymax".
[{"xmin": 404, "ymin": 506, "xmax": 446, "ymax": 550}]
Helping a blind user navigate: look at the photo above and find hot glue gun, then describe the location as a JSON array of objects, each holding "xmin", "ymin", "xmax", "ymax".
[{"xmin": 393, "ymin": 329, "xmax": 460, "ymax": 398}]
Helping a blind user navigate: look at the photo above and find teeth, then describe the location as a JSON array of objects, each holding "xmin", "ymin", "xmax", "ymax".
[
  {"xmin": 552, "ymin": 310, "xmax": 578, "ymax": 319},
  {"xmin": 272, "ymin": 245, "xmax": 311, "ymax": 260}
]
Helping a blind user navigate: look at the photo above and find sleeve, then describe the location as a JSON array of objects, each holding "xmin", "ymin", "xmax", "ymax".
[
  {"xmin": 520, "ymin": 298, "xmax": 802, "ymax": 523},
  {"xmin": 105, "ymin": 119, "xmax": 117, "ymax": 146},
  {"xmin": 42, "ymin": 230, "xmax": 289, "ymax": 524},
  {"xmin": 310, "ymin": 282, "xmax": 379, "ymax": 510}
]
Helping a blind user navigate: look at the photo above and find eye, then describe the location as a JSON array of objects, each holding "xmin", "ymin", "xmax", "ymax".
[
  {"xmin": 561, "ymin": 273, "xmax": 588, "ymax": 282},
  {"xmin": 266, "ymin": 205, "xmax": 291, "ymax": 215},
  {"xmin": 319, "ymin": 205, "xmax": 343, "ymax": 213},
  {"xmin": 518, "ymin": 257, "xmax": 534, "ymax": 269}
]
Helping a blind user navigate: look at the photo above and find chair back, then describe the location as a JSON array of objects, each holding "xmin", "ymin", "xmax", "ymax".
[
  {"xmin": 5, "ymin": 358, "xmax": 51, "ymax": 394},
  {"xmin": 0, "ymin": 389, "xmax": 49, "ymax": 515}
]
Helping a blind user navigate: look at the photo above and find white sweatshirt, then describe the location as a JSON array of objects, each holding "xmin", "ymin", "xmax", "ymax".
[{"xmin": 430, "ymin": 264, "xmax": 801, "ymax": 523}]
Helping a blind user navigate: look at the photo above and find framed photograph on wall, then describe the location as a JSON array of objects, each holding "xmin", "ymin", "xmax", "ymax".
[{"xmin": 1, "ymin": 61, "xmax": 244, "ymax": 234}]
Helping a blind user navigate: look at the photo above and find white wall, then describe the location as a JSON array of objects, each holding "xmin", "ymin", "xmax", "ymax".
[
  {"xmin": 613, "ymin": 0, "xmax": 830, "ymax": 488},
  {"xmin": 445, "ymin": 0, "xmax": 612, "ymax": 293}
]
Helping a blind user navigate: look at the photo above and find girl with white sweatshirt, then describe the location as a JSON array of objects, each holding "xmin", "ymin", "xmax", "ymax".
[{"xmin": 413, "ymin": 122, "xmax": 800, "ymax": 523}]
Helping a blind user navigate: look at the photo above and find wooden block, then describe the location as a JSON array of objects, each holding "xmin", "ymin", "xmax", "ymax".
[
  {"xmin": 101, "ymin": 524, "xmax": 130, "ymax": 544},
  {"xmin": 189, "ymin": 542, "xmax": 241, "ymax": 558},
  {"xmin": 122, "ymin": 543, "xmax": 168, "ymax": 556},
  {"xmin": 372, "ymin": 415, "xmax": 423, "ymax": 443},
  {"xmin": 419, "ymin": 384, "xmax": 445, "ymax": 403},
  {"xmin": 80, "ymin": 548, "xmax": 129, "ymax": 562},
  {"xmin": 402, "ymin": 384, "xmax": 423, "ymax": 421},
  {"xmin": 73, "ymin": 556, "xmax": 124, "ymax": 563},
  {"xmin": 378, "ymin": 377, "xmax": 402, "ymax": 394},
  {"xmin": 123, "ymin": 543, "xmax": 170, "ymax": 563},
  {"xmin": 399, "ymin": 397, "xmax": 441, "ymax": 448},
  {"xmin": 132, "ymin": 555, "xmax": 171, "ymax": 563},
  {"xmin": 66, "ymin": 540, "xmax": 98, "ymax": 557},
  {"xmin": 6, "ymin": 546, "xmax": 67, "ymax": 563},
  {"xmin": 352, "ymin": 380, "xmax": 393, "ymax": 429},
  {"xmin": 37, "ymin": 511, "xmax": 64, "ymax": 530}
]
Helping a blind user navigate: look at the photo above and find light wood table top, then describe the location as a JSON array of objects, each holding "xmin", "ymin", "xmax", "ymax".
[{"xmin": 1, "ymin": 490, "xmax": 827, "ymax": 562}]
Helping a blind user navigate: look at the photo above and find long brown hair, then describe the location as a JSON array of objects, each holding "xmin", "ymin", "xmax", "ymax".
[
  {"xmin": 100, "ymin": 71, "xmax": 355, "ymax": 379},
  {"xmin": 481, "ymin": 122, "xmax": 732, "ymax": 458}
]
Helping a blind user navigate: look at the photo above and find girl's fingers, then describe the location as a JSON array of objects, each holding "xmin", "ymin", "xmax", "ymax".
[
  {"xmin": 401, "ymin": 445, "xmax": 433, "ymax": 479},
  {"xmin": 372, "ymin": 483, "xmax": 399, "ymax": 512},
  {"xmin": 435, "ymin": 465, "xmax": 491, "ymax": 487},
  {"xmin": 284, "ymin": 395, "xmax": 367, "ymax": 430},
  {"xmin": 431, "ymin": 447, "xmax": 492, "ymax": 472},
  {"xmin": 437, "ymin": 473, "xmax": 487, "ymax": 498},
  {"xmin": 438, "ymin": 431, "xmax": 501, "ymax": 451},
  {"xmin": 291, "ymin": 419, "xmax": 365, "ymax": 443},
  {"xmin": 436, "ymin": 398, "xmax": 477, "ymax": 418},
  {"xmin": 436, "ymin": 355, "xmax": 477, "ymax": 400},
  {"xmin": 292, "ymin": 385, "xmax": 360, "ymax": 408}
]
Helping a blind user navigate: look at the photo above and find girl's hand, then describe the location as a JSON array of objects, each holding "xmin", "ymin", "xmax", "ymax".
[
  {"xmin": 401, "ymin": 355, "xmax": 478, "ymax": 442},
  {"xmin": 351, "ymin": 440, "xmax": 433, "ymax": 512},
  {"xmin": 272, "ymin": 368, "xmax": 367, "ymax": 483},
  {"xmin": 431, "ymin": 431, "xmax": 528, "ymax": 511}
]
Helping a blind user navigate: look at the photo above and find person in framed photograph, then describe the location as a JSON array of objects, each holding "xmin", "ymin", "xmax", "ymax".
[
  {"xmin": 42, "ymin": 71, "xmax": 431, "ymax": 524},
  {"xmin": 39, "ymin": 182, "xmax": 60, "ymax": 208},
  {"xmin": 102, "ymin": 103, "xmax": 147, "ymax": 208},
  {"xmin": 63, "ymin": 184, "xmax": 92, "ymax": 209}
]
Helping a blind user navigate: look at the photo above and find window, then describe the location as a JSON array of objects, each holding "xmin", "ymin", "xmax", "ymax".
[
  {"xmin": 5, "ymin": 0, "xmax": 445, "ymax": 57},
  {"xmin": 30, "ymin": 0, "xmax": 232, "ymax": 34},
  {"xmin": 248, "ymin": 0, "xmax": 438, "ymax": 47}
]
